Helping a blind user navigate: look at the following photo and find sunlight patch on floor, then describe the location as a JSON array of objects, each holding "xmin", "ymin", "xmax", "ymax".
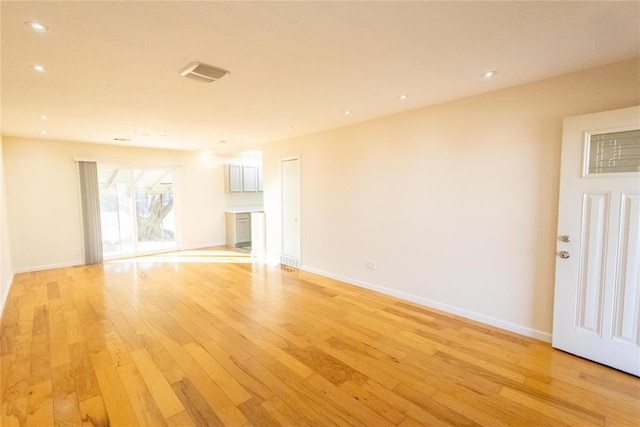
[{"xmin": 106, "ymin": 246, "xmax": 257, "ymax": 264}]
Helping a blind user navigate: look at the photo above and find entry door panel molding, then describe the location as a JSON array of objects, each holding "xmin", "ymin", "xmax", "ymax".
[
  {"xmin": 576, "ymin": 192, "xmax": 609, "ymax": 336},
  {"xmin": 614, "ymin": 192, "xmax": 639, "ymax": 345}
]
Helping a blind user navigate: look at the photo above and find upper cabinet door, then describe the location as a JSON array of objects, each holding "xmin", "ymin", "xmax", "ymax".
[
  {"xmin": 243, "ymin": 165, "xmax": 258, "ymax": 192},
  {"xmin": 257, "ymin": 167, "xmax": 263, "ymax": 192},
  {"xmin": 228, "ymin": 164, "xmax": 243, "ymax": 192}
]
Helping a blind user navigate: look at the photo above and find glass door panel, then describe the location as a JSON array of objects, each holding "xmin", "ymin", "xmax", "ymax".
[
  {"xmin": 134, "ymin": 169, "xmax": 175, "ymax": 253},
  {"xmin": 98, "ymin": 167, "xmax": 176, "ymax": 259},
  {"xmin": 99, "ymin": 169, "xmax": 134, "ymax": 258}
]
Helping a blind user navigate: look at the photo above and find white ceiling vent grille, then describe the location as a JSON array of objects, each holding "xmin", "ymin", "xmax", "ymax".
[{"xmin": 179, "ymin": 62, "xmax": 229, "ymax": 83}]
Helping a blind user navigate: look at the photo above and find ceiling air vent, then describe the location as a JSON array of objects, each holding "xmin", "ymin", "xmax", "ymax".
[{"xmin": 179, "ymin": 62, "xmax": 229, "ymax": 83}]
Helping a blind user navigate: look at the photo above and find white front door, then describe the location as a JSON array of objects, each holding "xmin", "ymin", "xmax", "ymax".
[{"xmin": 552, "ymin": 105, "xmax": 640, "ymax": 376}]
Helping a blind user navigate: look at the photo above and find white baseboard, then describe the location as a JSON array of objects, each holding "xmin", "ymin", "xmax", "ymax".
[
  {"xmin": 180, "ymin": 241, "xmax": 227, "ymax": 251},
  {"xmin": 14, "ymin": 260, "xmax": 83, "ymax": 274},
  {"xmin": 301, "ymin": 264, "xmax": 552, "ymax": 343},
  {"xmin": 15, "ymin": 244, "xmax": 229, "ymax": 273},
  {"xmin": 0, "ymin": 268, "xmax": 15, "ymax": 319}
]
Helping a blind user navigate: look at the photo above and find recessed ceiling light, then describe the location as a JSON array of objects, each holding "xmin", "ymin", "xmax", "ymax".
[
  {"xmin": 25, "ymin": 21, "xmax": 50, "ymax": 32},
  {"xmin": 40, "ymin": 130, "xmax": 48, "ymax": 135},
  {"xmin": 482, "ymin": 70, "xmax": 498, "ymax": 79},
  {"xmin": 32, "ymin": 64, "xmax": 47, "ymax": 72},
  {"xmin": 38, "ymin": 114, "xmax": 48, "ymax": 120},
  {"xmin": 344, "ymin": 110, "xmax": 352, "ymax": 115},
  {"xmin": 399, "ymin": 94, "xmax": 409, "ymax": 100}
]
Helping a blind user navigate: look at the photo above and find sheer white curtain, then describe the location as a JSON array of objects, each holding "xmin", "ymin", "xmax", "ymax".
[{"xmin": 78, "ymin": 161, "xmax": 103, "ymax": 264}]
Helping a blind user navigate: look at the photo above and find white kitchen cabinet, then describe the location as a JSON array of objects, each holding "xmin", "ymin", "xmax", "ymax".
[
  {"xmin": 225, "ymin": 212, "xmax": 252, "ymax": 247},
  {"xmin": 257, "ymin": 167, "xmax": 263, "ymax": 192},
  {"xmin": 226, "ymin": 164, "xmax": 243, "ymax": 192},
  {"xmin": 225, "ymin": 163, "xmax": 263, "ymax": 193},
  {"xmin": 242, "ymin": 165, "xmax": 258, "ymax": 192},
  {"xmin": 236, "ymin": 214, "xmax": 251, "ymax": 245}
]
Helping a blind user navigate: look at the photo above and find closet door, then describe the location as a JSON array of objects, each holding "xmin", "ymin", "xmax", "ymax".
[{"xmin": 281, "ymin": 157, "xmax": 300, "ymax": 267}]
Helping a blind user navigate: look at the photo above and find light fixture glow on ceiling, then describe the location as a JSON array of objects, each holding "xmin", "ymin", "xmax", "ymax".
[
  {"xmin": 482, "ymin": 70, "xmax": 498, "ymax": 79},
  {"xmin": 25, "ymin": 21, "xmax": 50, "ymax": 32},
  {"xmin": 399, "ymin": 94, "xmax": 409, "ymax": 100},
  {"xmin": 40, "ymin": 130, "xmax": 48, "ymax": 135},
  {"xmin": 32, "ymin": 64, "xmax": 47, "ymax": 72},
  {"xmin": 38, "ymin": 115, "xmax": 48, "ymax": 120},
  {"xmin": 344, "ymin": 110, "xmax": 352, "ymax": 115}
]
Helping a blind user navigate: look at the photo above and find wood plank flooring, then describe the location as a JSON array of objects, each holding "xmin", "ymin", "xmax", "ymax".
[{"xmin": 1, "ymin": 247, "xmax": 639, "ymax": 426}]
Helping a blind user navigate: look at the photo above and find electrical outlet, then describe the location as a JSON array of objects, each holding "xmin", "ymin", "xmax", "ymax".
[{"xmin": 365, "ymin": 259, "xmax": 376, "ymax": 271}]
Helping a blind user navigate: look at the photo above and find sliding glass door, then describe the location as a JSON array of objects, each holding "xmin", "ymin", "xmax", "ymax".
[{"xmin": 98, "ymin": 167, "xmax": 176, "ymax": 259}]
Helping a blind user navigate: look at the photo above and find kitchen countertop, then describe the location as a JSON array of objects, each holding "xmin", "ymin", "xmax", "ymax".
[{"xmin": 224, "ymin": 206, "xmax": 264, "ymax": 213}]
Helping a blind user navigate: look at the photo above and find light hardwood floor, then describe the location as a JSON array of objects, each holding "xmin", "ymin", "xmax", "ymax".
[{"xmin": 1, "ymin": 247, "xmax": 638, "ymax": 426}]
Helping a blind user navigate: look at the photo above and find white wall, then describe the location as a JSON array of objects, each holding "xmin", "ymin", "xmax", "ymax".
[
  {"xmin": 0, "ymin": 135, "xmax": 15, "ymax": 318},
  {"xmin": 262, "ymin": 58, "xmax": 640, "ymax": 340},
  {"xmin": 2, "ymin": 139, "xmax": 258, "ymax": 272}
]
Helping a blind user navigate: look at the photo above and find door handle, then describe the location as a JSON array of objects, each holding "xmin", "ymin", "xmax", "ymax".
[{"xmin": 558, "ymin": 251, "xmax": 570, "ymax": 259}]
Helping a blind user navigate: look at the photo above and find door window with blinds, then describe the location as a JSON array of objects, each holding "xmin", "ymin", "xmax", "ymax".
[{"xmin": 586, "ymin": 129, "xmax": 640, "ymax": 175}]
